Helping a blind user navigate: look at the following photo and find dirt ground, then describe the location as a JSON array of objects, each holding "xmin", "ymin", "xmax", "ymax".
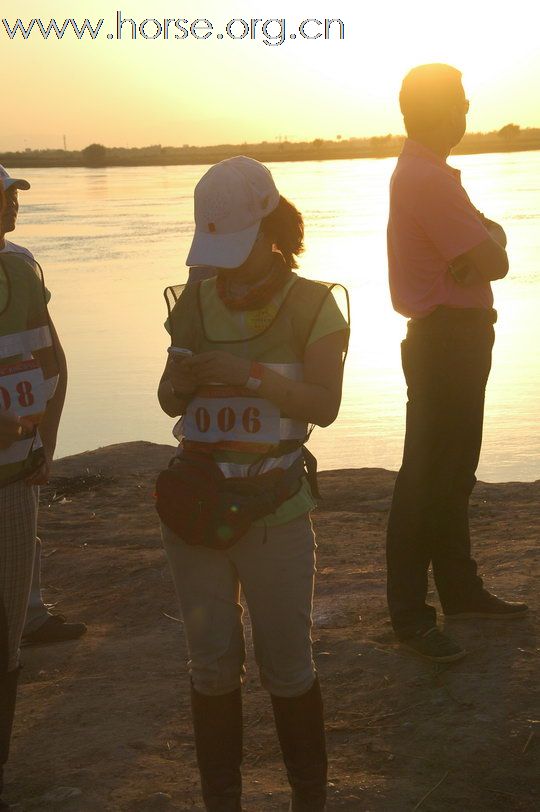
[{"xmin": 6, "ymin": 442, "xmax": 539, "ymax": 811}]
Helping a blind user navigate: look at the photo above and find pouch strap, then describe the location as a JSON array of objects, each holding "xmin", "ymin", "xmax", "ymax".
[{"xmin": 302, "ymin": 446, "xmax": 321, "ymax": 500}]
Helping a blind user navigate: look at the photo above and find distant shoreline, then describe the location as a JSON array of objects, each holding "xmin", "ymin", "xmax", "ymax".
[{"xmin": 2, "ymin": 128, "xmax": 539, "ymax": 169}]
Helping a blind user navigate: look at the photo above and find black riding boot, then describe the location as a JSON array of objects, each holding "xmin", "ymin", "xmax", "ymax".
[
  {"xmin": 271, "ymin": 677, "xmax": 327, "ymax": 812},
  {"xmin": 190, "ymin": 683, "xmax": 243, "ymax": 812},
  {"xmin": 0, "ymin": 668, "xmax": 20, "ymax": 811}
]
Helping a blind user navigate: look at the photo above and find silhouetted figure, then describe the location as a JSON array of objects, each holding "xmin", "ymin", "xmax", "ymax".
[
  {"xmin": 386, "ymin": 64, "xmax": 528, "ymax": 662},
  {"xmin": 0, "ymin": 167, "xmax": 86, "ymax": 650},
  {"xmin": 0, "ymin": 167, "xmax": 68, "ymax": 810}
]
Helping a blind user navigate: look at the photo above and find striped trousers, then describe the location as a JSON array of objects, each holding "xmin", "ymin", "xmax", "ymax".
[{"xmin": 0, "ymin": 481, "xmax": 38, "ymax": 673}]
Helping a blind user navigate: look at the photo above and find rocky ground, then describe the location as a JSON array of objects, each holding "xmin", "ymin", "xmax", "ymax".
[{"xmin": 6, "ymin": 442, "xmax": 539, "ymax": 811}]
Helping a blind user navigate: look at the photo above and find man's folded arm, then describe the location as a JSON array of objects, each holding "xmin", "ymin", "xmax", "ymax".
[
  {"xmin": 413, "ymin": 173, "xmax": 509, "ymax": 285},
  {"xmin": 452, "ymin": 234, "xmax": 509, "ymax": 283},
  {"xmin": 475, "ymin": 211, "xmax": 507, "ymax": 249}
]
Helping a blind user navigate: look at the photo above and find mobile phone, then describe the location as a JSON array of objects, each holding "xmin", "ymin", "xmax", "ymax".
[{"xmin": 167, "ymin": 347, "xmax": 193, "ymax": 359}]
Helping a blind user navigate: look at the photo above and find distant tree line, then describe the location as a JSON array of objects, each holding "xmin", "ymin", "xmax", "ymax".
[
  {"xmin": 497, "ymin": 123, "xmax": 521, "ymax": 142},
  {"xmin": 81, "ymin": 143, "xmax": 108, "ymax": 166},
  {"xmin": 1, "ymin": 125, "xmax": 538, "ymax": 170}
]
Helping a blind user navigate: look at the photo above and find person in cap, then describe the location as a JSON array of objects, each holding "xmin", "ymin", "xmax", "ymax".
[
  {"xmin": 0, "ymin": 166, "xmax": 86, "ymax": 652},
  {"xmin": 386, "ymin": 64, "xmax": 528, "ymax": 664},
  {"xmin": 157, "ymin": 156, "xmax": 349, "ymax": 811},
  {"xmin": 0, "ymin": 167, "xmax": 68, "ymax": 808}
]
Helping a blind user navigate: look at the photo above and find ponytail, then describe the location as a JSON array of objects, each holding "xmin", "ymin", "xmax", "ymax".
[{"xmin": 261, "ymin": 196, "xmax": 304, "ymax": 270}]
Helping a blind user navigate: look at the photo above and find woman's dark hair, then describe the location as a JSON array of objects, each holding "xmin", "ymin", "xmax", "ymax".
[
  {"xmin": 261, "ymin": 195, "xmax": 304, "ymax": 270},
  {"xmin": 400, "ymin": 63, "xmax": 464, "ymax": 138}
]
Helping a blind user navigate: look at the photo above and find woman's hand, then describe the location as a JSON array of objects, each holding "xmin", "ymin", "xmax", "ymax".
[
  {"xmin": 0, "ymin": 411, "xmax": 34, "ymax": 450},
  {"xmin": 165, "ymin": 356, "xmax": 199, "ymax": 395},
  {"xmin": 187, "ymin": 352, "xmax": 251, "ymax": 386}
]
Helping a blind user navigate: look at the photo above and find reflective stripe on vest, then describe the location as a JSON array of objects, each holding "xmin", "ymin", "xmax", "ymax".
[
  {"xmin": 0, "ymin": 325, "xmax": 52, "ymax": 359},
  {"xmin": 215, "ymin": 448, "xmax": 303, "ymax": 479}
]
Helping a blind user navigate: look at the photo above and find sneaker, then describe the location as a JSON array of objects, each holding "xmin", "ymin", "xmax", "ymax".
[
  {"xmin": 444, "ymin": 591, "xmax": 529, "ymax": 620},
  {"xmin": 401, "ymin": 627, "xmax": 466, "ymax": 663},
  {"xmin": 22, "ymin": 614, "xmax": 87, "ymax": 647}
]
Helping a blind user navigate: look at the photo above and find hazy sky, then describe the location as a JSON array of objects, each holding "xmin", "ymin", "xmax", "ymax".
[{"xmin": 2, "ymin": 0, "xmax": 539, "ymax": 151}]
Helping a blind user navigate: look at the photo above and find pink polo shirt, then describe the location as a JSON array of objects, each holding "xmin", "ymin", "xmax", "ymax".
[{"xmin": 387, "ymin": 139, "xmax": 493, "ymax": 318}]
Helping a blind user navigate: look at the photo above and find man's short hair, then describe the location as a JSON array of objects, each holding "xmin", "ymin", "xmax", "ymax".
[{"xmin": 399, "ymin": 63, "xmax": 464, "ymax": 137}]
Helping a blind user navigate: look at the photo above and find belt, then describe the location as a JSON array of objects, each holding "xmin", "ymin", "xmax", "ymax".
[{"xmin": 409, "ymin": 305, "xmax": 497, "ymax": 329}]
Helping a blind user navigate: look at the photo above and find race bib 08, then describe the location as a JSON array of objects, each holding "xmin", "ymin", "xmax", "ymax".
[
  {"xmin": 184, "ymin": 393, "xmax": 281, "ymax": 449},
  {"xmin": 0, "ymin": 359, "xmax": 48, "ymax": 422}
]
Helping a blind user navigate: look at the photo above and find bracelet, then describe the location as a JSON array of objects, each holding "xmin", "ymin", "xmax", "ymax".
[{"xmin": 245, "ymin": 361, "xmax": 265, "ymax": 392}]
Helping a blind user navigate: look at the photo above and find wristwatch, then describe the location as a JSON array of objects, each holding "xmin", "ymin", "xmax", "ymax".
[{"xmin": 245, "ymin": 361, "xmax": 265, "ymax": 392}]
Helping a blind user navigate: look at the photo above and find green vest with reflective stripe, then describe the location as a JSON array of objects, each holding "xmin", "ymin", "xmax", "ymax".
[
  {"xmin": 166, "ymin": 273, "xmax": 349, "ymax": 477},
  {"xmin": 0, "ymin": 252, "xmax": 59, "ymax": 486}
]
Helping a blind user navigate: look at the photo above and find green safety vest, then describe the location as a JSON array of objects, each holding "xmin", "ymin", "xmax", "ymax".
[
  {"xmin": 0, "ymin": 252, "xmax": 60, "ymax": 486},
  {"xmin": 165, "ymin": 273, "xmax": 349, "ymax": 479}
]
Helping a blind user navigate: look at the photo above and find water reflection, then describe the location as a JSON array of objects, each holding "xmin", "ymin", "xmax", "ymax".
[{"xmin": 11, "ymin": 153, "xmax": 540, "ymax": 481}]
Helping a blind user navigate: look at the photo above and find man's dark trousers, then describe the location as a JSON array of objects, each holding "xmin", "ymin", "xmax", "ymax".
[{"xmin": 387, "ymin": 307, "xmax": 496, "ymax": 640}]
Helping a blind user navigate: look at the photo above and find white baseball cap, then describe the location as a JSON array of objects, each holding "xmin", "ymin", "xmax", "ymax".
[
  {"xmin": 186, "ymin": 156, "xmax": 280, "ymax": 268},
  {"xmin": 0, "ymin": 165, "xmax": 30, "ymax": 191}
]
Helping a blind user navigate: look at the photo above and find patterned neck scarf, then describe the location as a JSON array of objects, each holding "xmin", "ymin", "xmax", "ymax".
[{"xmin": 216, "ymin": 255, "xmax": 292, "ymax": 311}]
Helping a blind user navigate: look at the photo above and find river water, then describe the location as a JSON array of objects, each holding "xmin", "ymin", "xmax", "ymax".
[{"xmin": 10, "ymin": 151, "xmax": 540, "ymax": 481}]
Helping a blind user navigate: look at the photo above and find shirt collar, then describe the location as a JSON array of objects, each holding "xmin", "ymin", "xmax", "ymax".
[{"xmin": 401, "ymin": 139, "xmax": 461, "ymax": 179}]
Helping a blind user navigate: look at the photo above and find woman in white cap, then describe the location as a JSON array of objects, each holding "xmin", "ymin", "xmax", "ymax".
[{"xmin": 157, "ymin": 156, "xmax": 349, "ymax": 812}]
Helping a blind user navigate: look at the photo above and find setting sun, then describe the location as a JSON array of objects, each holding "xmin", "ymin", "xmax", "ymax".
[{"xmin": 1, "ymin": 0, "xmax": 539, "ymax": 150}]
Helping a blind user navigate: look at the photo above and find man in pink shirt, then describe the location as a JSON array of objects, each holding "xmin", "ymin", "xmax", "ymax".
[{"xmin": 386, "ymin": 64, "xmax": 528, "ymax": 662}]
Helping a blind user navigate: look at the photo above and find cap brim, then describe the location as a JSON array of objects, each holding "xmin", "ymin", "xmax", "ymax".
[
  {"xmin": 186, "ymin": 221, "xmax": 260, "ymax": 269},
  {"xmin": 2, "ymin": 178, "xmax": 31, "ymax": 191}
]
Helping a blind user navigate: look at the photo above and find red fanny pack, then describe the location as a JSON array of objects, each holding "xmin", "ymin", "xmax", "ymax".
[{"xmin": 155, "ymin": 450, "xmax": 306, "ymax": 550}]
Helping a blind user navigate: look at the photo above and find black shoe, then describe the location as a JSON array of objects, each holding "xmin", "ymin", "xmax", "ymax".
[
  {"xmin": 191, "ymin": 684, "xmax": 243, "ymax": 811},
  {"xmin": 401, "ymin": 627, "xmax": 466, "ymax": 663},
  {"xmin": 271, "ymin": 678, "xmax": 327, "ymax": 812},
  {"xmin": 21, "ymin": 614, "xmax": 87, "ymax": 647},
  {"xmin": 444, "ymin": 591, "xmax": 529, "ymax": 619}
]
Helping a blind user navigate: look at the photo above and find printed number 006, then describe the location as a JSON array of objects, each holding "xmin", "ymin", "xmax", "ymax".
[
  {"xmin": 195, "ymin": 406, "xmax": 262, "ymax": 435},
  {"xmin": 0, "ymin": 381, "xmax": 35, "ymax": 410}
]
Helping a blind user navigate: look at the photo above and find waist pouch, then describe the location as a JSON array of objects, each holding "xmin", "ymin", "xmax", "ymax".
[{"xmin": 155, "ymin": 449, "xmax": 310, "ymax": 550}]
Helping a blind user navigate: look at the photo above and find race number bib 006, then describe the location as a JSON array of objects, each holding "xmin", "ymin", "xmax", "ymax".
[
  {"xmin": 184, "ymin": 394, "xmax": 281, "ymax": 449},
  {"xmin": 0, "ymin": 359, "xmax": 48, "ymax": 422}
]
